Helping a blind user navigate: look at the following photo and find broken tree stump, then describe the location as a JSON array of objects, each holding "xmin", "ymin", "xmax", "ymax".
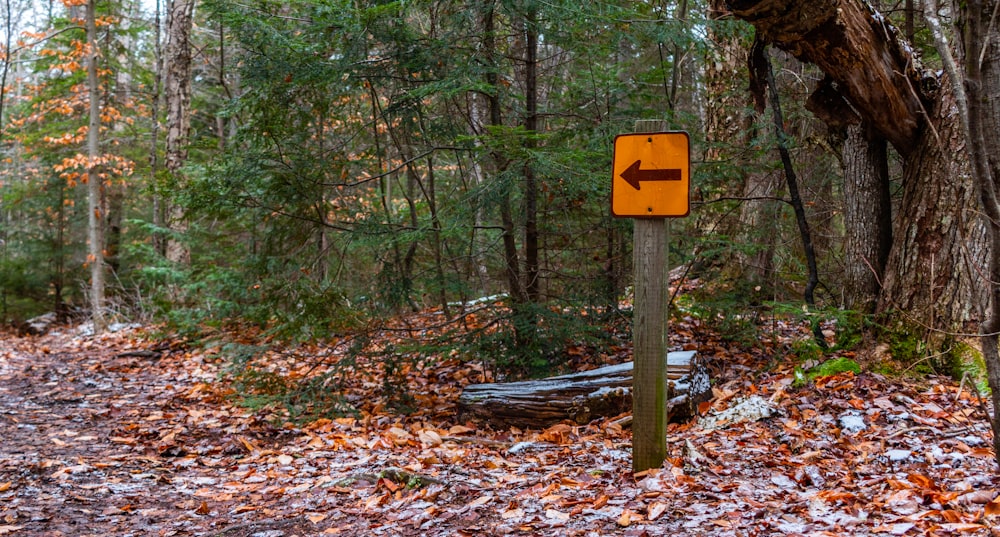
[{"xmin": 457, "ymin": 350, "xmax": 710, "ymax": 429}]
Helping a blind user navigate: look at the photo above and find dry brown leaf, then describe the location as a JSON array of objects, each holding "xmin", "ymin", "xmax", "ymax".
[
  {"xmin": 418, "ymin": 429, "xmax": 442, "ymax": 446},
  {"xmin": 958, "ymin": 490, "xmax": 997, "ymax": 505},
  {"xmin": 468, "ymin": 495, "xmax": 493, "ymax": 508},
  {"xmin": 501, "ymin": 508, "xmax": 524, "ymax": 520},
  {"xmin": 648, "ymin": 502, "xmax": 668, "ymax": 521},
  {"xmin": 986, "ymin": 498, "xmax": 1000, "ymax": 517},
  {"xmin": 907, "ymin": 473, "xmax": 935, "ymax": 489},
  {"xmin": 545, "ymin": 509, "xmax": 569, "ymax": 522},
  {"xmin": 237, "ymin": 436, "xmax": 258, "ymax": 453},
  {"xmin": 938, "ymin": 523, "xmax": 986, "ymax": 533},
  {"xmin": 194, "ymin": 501, "xmax": 210, "ymax": 515}
]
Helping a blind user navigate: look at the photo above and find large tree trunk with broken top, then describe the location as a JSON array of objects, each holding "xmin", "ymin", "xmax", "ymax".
[
  {"xmin": 727, "ymin": 0, "xmax": 985, "ymax": 336},
  {"xmin": 458, "ymin": 351, "xmax": 710, "ymax": 429}
]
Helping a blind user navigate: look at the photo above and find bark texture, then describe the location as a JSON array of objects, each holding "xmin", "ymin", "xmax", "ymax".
[
  {"xmin": 879, "ymin": 83, "xmax": 983, "ymax": 330},
  {"xmin": 841, "ymin": 123, "xmax": 891, "ymax": 312},
  {"xmin": 164, "ymin": 0, "xmax": 194, "ymax": 264},
  {"xmin": 86, "ymin": 0, "xmax": 106, "ymax": 332},
  {"xmin": 931, "ymin": 0, "xmax": 1000, "ymax": 462}
]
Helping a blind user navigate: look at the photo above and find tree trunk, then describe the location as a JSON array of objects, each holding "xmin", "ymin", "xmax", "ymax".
[
  {"xmin": 151, "ymin": 0, "xmax": 166, "ymax": 257},
  {"xmin": 969, "ymin": 0, "xmax": 1000, "ymax": 469},
  {"xmin": 809, "ymin": 77, "xmax": 895, "ymax": 313},
  {"xmin": 879, "ymin": 82, "xmax": 983, "ymax": 332},
  {"xmin": 727, "ymin": 0, "xmax": 984, "ymax": 335},
  {"xmin": 106, "ymin": 0, "xmax": 134, "ymax": 278},
  {"xmin": 921, "ymin": 0, "xmax": 1000, "ymax": 463},
  {"xmin": 164, "ymin": 0, "xmax": 194, "ymax": 265},
  {"xmin": 86, "ymin": 0, "xmax": 106, "ymax": 332},
  {"xmin": 840, "ymin": 123, "xmax": 892, "ymax": 312},
  {"xmin": 523, "ymin": 6, "xmax": 540, "ymax": 303}
]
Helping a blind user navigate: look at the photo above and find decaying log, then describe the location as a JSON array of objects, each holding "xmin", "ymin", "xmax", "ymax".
[
  {"xmin": 458, "ymin": 351, "xmax": 710, "ymax": 429},
  {"xmin": 15, "ymin": 312, "xmax": 58, "ymax": 336}
]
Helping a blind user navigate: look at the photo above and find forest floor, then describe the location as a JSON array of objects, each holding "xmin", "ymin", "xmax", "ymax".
[{"xmin": 2, "ymin": 310, "xmax": 1000, "ymax": 536}]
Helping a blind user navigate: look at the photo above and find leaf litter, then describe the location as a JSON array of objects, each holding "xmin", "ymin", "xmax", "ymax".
[{"xmin": 0, "ymin": 313, "xmax": 999, "ymax": 536}]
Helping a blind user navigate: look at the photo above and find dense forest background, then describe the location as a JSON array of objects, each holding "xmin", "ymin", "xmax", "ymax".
[{"xmin": 0, "ymin": 0, "xmax": 993, "ymax": 384}]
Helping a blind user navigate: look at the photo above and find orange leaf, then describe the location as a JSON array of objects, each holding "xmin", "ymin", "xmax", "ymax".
[
  {"xmin": 195, "ymin": 501, "xmax": 210, "ymax": 515},
  {"xmin": 985, "ymin": 498, "xmax": 1000, "ymax": 517},
  {"xmin": 379, "ymin": 478, "xmax": 400, "ymax": 493},
  {"xmin": 907, "ymin": 473, "xmax": 935, "ymax": 489}
]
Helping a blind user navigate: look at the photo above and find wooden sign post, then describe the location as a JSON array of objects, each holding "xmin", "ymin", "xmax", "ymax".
[{"xmin": 612, "ymin": 121, "xmax": 690, "ymax": 472}]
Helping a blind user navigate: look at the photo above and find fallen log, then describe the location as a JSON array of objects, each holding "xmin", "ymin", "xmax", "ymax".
[
  {"xmin": 15, "ymin": 312, "xmax": 58, "ymax": 336},
  {"xmin": 457, "ymin": 351, "xmax": 710, "ymax": 429}
]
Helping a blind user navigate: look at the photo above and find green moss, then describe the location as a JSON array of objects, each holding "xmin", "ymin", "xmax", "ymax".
[
  {"xmin": 811, "ymin": 356, "xmax": 861, "ymax": 377},
  {"xmin": 948, "ymin": 340, "xmax": 989, "ymax": 394},
  {"xmin": 793, "ymin": 357, "xmax": 861, "ymax": 387}
]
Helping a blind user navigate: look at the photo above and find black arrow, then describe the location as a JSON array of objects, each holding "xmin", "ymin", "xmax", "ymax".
[{"xmin": 620, "ymin": 160, "xmax": 682, "ymax": 190}]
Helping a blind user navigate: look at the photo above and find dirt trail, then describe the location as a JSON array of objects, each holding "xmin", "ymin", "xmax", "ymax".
[{"xmin": 0, "ymin": 331, "xmax": 316, "ymax": 536}]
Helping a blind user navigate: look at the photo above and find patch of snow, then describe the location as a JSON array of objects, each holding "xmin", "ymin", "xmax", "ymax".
[
  {"xmin": 886, "ymin": 411, "xmax": 910, "ymax": 422},
  {"xmin": 106, "ymin": 482, "xmax": 148, "ymax": 494},
  {"xmin": 75, "ymin": 321, "xmax": 142, "ymax": 337},
  {"xmin": 507, "ymin": 441, "xmax": 534, "ymax": 455},
  {"xmin": 807, "ymin": 494, "xmax": 867, "ymax": 527},
  {"xmin": 886, "ymin": 489, "xmax": 921, "ymax": 515},
  {"xmin": 886, "ymin": 523, "xmax": 916, "ymax": 535},
  {"xmin": 447, "ymin": 293, "xmax": 508, "ymax": 308},
  {"xmin": 887, "ymin": 449, "xmax": 912, "ymax": 462},
  {"xmin": 770, "ymin": 473, "xmax": 798, "ymax": 489},
  {"xmin": 580, "ymin": 506, "xmax": 623, "ymax": 522},
  {"xmin": 958, "ymin": 435, "xmax": 984, "ymax": 446},
  {"xmin": 774, "ymin": 520, "xmax": 809, "ymax": 533},
  {"xmin": 838, "ymin": 412, "xmax": 867, "ymax": 434},
  {"xmin": 587, "ymin": 386, "xmax": 620, "ymax": 398},
  {"xmin": 930, "ymin": 445, "xmax": 966, "ymax": 464}
]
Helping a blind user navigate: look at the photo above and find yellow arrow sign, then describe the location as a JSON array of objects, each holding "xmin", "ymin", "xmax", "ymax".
[{"xmin": 612, "ymin": 132, "xmax": 690, "ymax": 218}]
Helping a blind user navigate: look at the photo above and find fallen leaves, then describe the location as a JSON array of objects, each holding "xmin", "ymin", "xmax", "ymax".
[{"xmin": 1, "ymin": 314, "xmax": 998, "ymax": 536}]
